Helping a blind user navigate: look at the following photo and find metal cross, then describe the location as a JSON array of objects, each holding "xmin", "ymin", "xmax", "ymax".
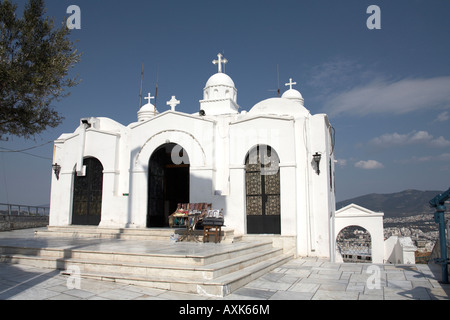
[
  {"xmin": 144, "ymin": 92, "xmax": 155, "ymax": 104},
  {"xmin": 212, "ymin": 53, "xmax": 228, "ymax": 73},
  {"xmin": 167, "ymin": 96, "xmax": 180, "ymax": 111},
  {"xmin": 285, "ymin": 78, "xmax": 297, "ymax": 90}
]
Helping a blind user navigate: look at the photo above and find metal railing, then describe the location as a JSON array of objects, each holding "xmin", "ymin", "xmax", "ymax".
[
  {"xmin": 336, "ymin": 242, "xmax": 372, "ymax": 263},
  {"xmin": 0, "ymin": 203, "xmax": 49, "ymax": 216}
]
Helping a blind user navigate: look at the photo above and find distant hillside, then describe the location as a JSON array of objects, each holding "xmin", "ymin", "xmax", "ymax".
[{"xmin": 336, "ymin": 189, "xmax": 444, "ymax": 218}]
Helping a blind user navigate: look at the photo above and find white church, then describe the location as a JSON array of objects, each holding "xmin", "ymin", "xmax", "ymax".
[{"xmin": 49, "ymin": 54, "xmax": 391, "ymax": 263}]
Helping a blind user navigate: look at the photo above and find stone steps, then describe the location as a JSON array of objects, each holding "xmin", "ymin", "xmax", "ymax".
[
  {"xmin": 0, "ymin": 240, "xmax": 272, "ymax": 266},
  {"xmin": 36, "ymin": 225, "xmax": 238, "ymax": 243},
  {"xmin": 61, "ymin": 253, "xmax": 292, "ymax": 297},
  {"xmin": 0, "ymin": 228, "xmax": 292, "ymax": 297},
  {"xmin": 0, "ymin": 244, "xmax": 280, "ymax": 279}
]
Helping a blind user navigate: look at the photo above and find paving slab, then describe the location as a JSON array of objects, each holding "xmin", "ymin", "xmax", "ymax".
[
  {"xmin": 312, "ymin": 290, "xmax": 360, "ymax": 300},
  {"xmin": 269, "ymin": 290, "xmax": 314, "ymax": 300},
  {"xmin": 230, "ymin": 287, "xmax": 276, "ymax": 300}
]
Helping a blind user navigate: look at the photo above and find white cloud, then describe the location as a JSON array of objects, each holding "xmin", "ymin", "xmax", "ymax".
[
  {"xmin": 354, "ymin": 160, "xmax": 384, "ymax": 170},
  {"xmin": 335, "ymin": 159, "xmax": 347, "ymax": 167},
  {"xmin": 409, "ymin": 131, "xmax": 434, "ymax": 144},
  {"xmin": 324, "ymin": 76, "xmax": 450, "ymax": 117},
  {"xmin": 370, "ymin": 130, "xmax": 450, "ymax": 148},
  {"xmin": 435, "ymin": 111, "xmax": 449, "ymax": 122},
  {"xmin": 398, "ymin": 153, "xmax": 450, "ymax": 164},
  {"xmin": 370, "ymin": 132, "xmax": 409, "ymax": 146},
  {"xmin": 308, "ymin": 59, "xmax": 366, "ymax": 94},
  {"xmin": 435, "ymin": 153, "xmax": 450, "ymax": 161},
  {"xmin": 430, "ymin": 136, "xmax": 450, "ymax": 148}
]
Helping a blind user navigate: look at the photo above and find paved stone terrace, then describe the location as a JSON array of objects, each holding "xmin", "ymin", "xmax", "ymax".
[
  {"xmin": 1, "ymin": 257, "xmax": 449, "ymax": 300},
  {"xmin": 0, "ymin": 229, "xmax": 449, "ymax": 300}
]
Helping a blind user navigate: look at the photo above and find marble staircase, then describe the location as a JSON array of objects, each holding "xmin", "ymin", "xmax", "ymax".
[
  {"xmin": 0, "ymin": 227, "xmax": 292, "ymax": 297},
  {"xmin": 35, "ymin": 225, "xmax": 239, "ymax": 243}
]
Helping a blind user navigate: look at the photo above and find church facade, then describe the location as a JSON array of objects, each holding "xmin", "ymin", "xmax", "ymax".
[{"xmin": 49, "ymin": 54, "xmax": 339, "ymax": 259}]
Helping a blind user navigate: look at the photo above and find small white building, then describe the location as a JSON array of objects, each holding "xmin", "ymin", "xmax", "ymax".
[
  {"xmin": 49, "ymin": 53, "xmax": 341, "ymax": 259},
  {"xmin": 335, "ymin": 204, "xmax": 384, "ymax": 263}
]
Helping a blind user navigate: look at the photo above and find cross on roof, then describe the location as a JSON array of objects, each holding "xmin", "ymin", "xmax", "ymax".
[
  {"xmin": 167, "ymin": 96, "xmax": 180, "ymax": 111},
  {"xmin": 144, "ymin": 92, "xmax": 155, "ymax": 104},
  {"xmin": 285, "ymin": 78, "xmax": 297, "ymax": 90},
  {"xmin": 212, "ymin": 53, "xmax": 228, "ymax": 73}
]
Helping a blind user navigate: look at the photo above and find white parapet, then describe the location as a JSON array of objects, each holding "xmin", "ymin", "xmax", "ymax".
[{"xmin": 384, "ymin": 236, "xmax": 417, "ymax": 264}]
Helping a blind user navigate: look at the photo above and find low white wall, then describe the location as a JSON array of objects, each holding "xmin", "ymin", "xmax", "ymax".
[{"xmin": 384, "ymin": 236, "xmax": 417, "ymax": 264}]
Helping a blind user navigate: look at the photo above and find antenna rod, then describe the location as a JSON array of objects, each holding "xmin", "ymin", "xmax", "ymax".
[
  {"xmin": 267, "ymin": 64, "xmax": 281, "ymax": 97},
  {"xmin": 154, "ymin": 64, "xmax": 159, "ymax": 108},
  {"xmin": 276, "ymin": 64, "xmax": 280, "ymax": 97},
  {"xmin": 139, "ymin": 62, "xmax": 144, "ymax": 108}
]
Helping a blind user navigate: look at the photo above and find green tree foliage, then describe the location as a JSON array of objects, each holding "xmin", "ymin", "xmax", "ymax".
[{"xmin": 0, "ymin": 0, "xmax": 81, "ymax": 139}]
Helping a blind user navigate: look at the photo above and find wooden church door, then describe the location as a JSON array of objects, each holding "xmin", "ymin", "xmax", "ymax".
[
  {"xmin": 71, "ymin": 157, "xmax": 103, "ymax": 226},
  {"xmin": 245, "ymin": 145, "xmax": 281, "ymax": 234},
  {"xmin": 148, "ymin": 144, "xmax": 189, "ymax": 227}
]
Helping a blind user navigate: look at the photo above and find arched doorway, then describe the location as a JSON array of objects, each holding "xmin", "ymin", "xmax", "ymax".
[
  {"xmin": 245, "ymin": 145, "xmax": 281, "ymax": 234},
  {"xmin": 336, "ymin": 225, "xmax": 372, "ymax": 263},
  {"xmin": 71, "ymin": 157, "xmax": 103, "ymax": 226},
  {"xmin": 147, "ymin": 143, "xmax": 189, "ymax": 227}
]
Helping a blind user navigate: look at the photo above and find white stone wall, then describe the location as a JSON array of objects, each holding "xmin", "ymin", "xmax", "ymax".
[
  {"xmin": 335, "ymin": 204, "xmax": 385, "ymax": 263},
  {"xmin": 49, "ymin": 97, "xmax": 337, "ymax": 258}
]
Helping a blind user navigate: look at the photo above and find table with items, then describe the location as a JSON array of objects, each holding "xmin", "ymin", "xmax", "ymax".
[
  {"xmin": 202, "ymin": 209, "xmax": 224, "ymax": 243},
  {"xmin": 168, "ymin": 203, "xmax": 224, "ymax": 243}
]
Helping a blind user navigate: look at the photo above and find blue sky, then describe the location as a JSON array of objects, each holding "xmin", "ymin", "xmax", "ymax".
[{"xmin": 1, "ymin": 0, "xmax": 450, "ymax": 206}]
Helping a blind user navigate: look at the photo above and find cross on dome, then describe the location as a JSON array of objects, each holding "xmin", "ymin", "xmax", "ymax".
[
  {"xmin": 285, "ymin": 78, "xmax": 297, "ymax": 90},
  {"xmin": 167, "ymin": 96, "xmax": 180, "ymax": 111},
  {"xmin": 144, "ymin": 92, "xmax": 155, "ymax": 104},
  {"xmin": 212, "ymin": 53, "xmax": 228, "ymax": 73}
]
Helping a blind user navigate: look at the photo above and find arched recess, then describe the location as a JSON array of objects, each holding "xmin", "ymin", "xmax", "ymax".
[
  {"xmin": 147, "ymin": 143, "xmax": 189, "ymax": 227},
  {"xmin": 245, "ymin": 145, "xmax": 281, "ymax": 234},
  {"xmin": 71, "ymin": 157, "xmax": 103, "ymax": 226},
  {"xmin": 134, "ymin": 129, "xmax": 206, "ymax": 171},
  {"xmin": 336, "ymin": 225, "xmax": 372, "ymax": 263},
  {"xmin": 129, "ymin": 129, "xmax": 207, "ymax": 228}
]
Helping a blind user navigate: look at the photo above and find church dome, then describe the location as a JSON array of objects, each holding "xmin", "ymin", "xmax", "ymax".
[
  {"xmin": 199, "ymin": 53, "xmax": 239, "ymax": 115},
  {"xmin": 139, "ymin": 103, "xmax": 156, "ymax": 112},
  {"xmin": 249, "ymin": 97, "xmax": 309, "ymax": 117},
  {"xmin": 137, "ymin": 93, "xmax": 158, "ymax": 122},
  {"xmin": 249, "ymin": 77, "xmax": 308, "ymax": 116},
  {"xmin": 202, "ymin": 54, "xmax": 238, "ymax": 104},
  {"xmin": 205, "ymin": 72, "xmax": 235, "ymax": 88},
  {"xmin": 280, "ymin": 78, "xmax": 305, "ymax": 105},
  {"xmin": 282, "ymin": 88, "xmax": 304, "ymax": 102},
  {"xmin": 137, "ymin": 103, "xmax": 158, "ymax": 122}
]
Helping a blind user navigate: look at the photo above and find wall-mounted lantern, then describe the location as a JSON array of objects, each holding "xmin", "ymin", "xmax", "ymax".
[
  {"xmin": 313, "ymin": 152, "xmax": 322, "ymax": 175},
  {"xmin": 52, "ymin": 163, "xmax": 61, "ymax": 180}
]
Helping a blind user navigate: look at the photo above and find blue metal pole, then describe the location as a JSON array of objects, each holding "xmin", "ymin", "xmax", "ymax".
[{"xmin": 435, "ymin": 206, "xmax": 449, "ymax": 284}]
